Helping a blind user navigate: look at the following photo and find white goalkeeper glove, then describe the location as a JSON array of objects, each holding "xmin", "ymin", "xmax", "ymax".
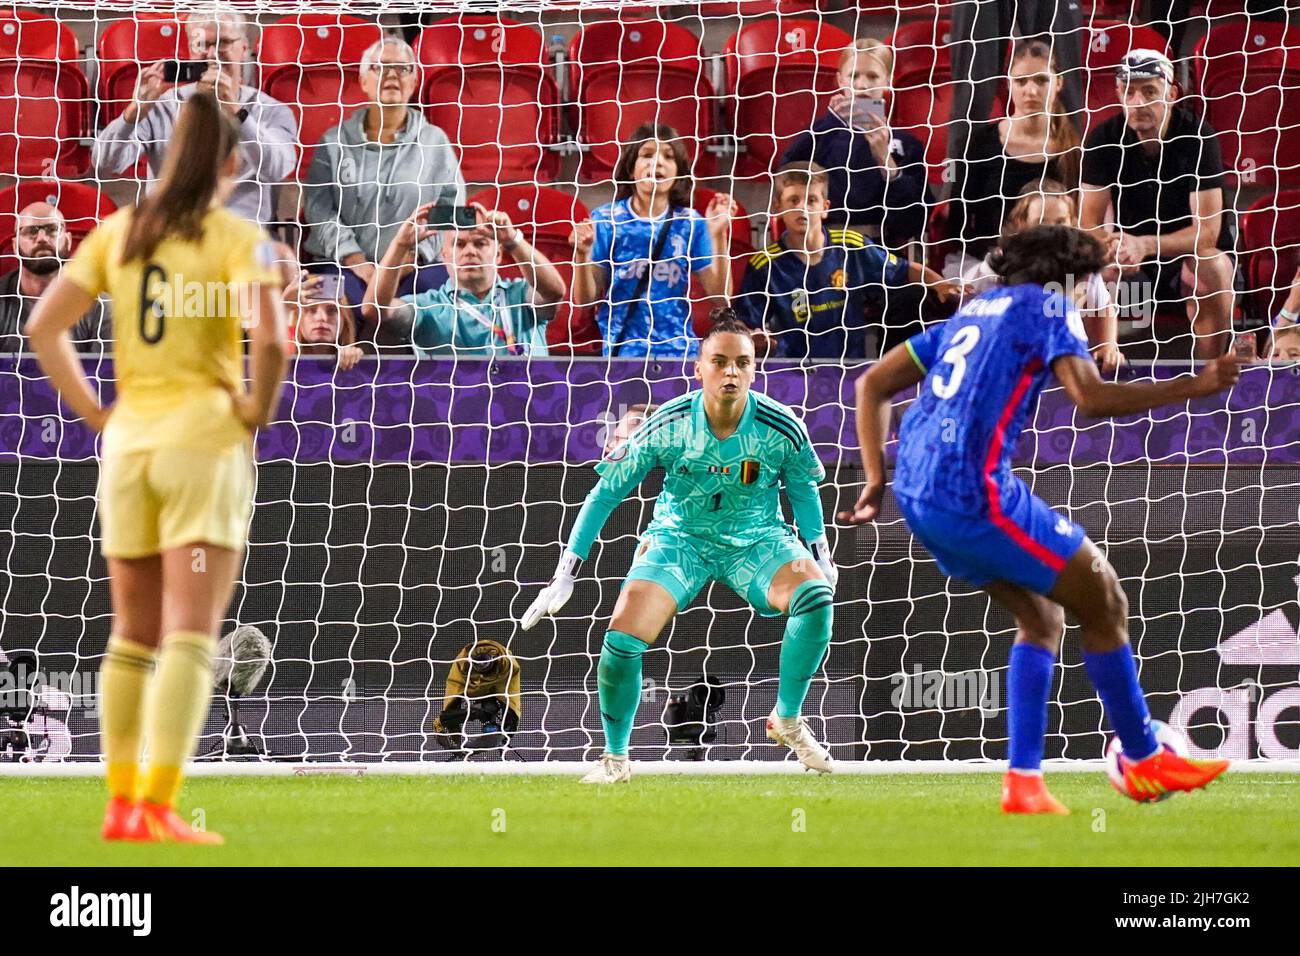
[
  {"xmin": 520, "ymin": 550, "xmax": 581, "ymax": 630},
  {"xmin": 809, "ymin": 535, "xmax": 838, "ymax": 590}
]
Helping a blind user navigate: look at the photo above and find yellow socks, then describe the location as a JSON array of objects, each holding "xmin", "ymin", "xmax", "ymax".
[
  {"xmin": 142, "ymin": 631, "xmax": 216, "ymax": 808},
  {"xmin": 100, "ymin": 635, "xmax": 157, "ymax": 800}
]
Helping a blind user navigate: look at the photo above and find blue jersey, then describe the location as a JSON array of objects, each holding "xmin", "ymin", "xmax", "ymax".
[
  {"xmin": 589, "ymin": 199, "xmax": 714, "ymax": 359},
  {"xmin": 733, "ymin": 226, "xmax": 910, "ymax": 360},
  {"xmin": 894, "ymin": 283, "xmax": 1092, "ymax": 515}
]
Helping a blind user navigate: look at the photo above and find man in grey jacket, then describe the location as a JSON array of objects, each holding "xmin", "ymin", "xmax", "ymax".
[
  {"xmin": 302, "ymin": 36, "xmax": 465, "ymax": 315},
  {"xmin": 91, "ymin": 8, "xmax": 297, "ymax": 226}
]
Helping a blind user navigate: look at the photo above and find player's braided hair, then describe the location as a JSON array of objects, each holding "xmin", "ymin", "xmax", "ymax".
[
  {"xmin": 702, "ymin": 308, "xmax": 754, "ymax": 348},
  {"xmin": 988, "ymin": 225, "xmax": 1106, "ymax": 289}
]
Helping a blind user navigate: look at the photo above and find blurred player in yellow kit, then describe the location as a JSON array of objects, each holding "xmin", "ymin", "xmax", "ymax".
[{"xmin": 27, "ymin": 91, "xmax": 288, "ymax": 844}]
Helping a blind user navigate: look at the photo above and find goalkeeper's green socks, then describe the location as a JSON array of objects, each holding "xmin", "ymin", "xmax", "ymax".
[
  {"xmin": 776, "ymin": 579, "xmax": 835, "ymax": 719},
  {"xmin": 597, "ymin": 630, "xmax": 647, "ymax": 756}
]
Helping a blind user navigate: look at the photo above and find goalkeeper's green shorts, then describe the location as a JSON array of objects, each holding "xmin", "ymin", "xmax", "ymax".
[{"xmin": 623, "ymin": 528, "xmax": 812, "ymax": 617}]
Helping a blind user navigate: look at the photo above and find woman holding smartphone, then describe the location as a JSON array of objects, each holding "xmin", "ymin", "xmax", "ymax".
[{"xmin": 782, "ymin": 39, "xmax": 930, "ymax": 249}]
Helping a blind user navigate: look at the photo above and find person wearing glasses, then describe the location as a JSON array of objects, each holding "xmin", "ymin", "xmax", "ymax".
[
  {"xmin": 0, "ymin": 203, "xmax": 111, "ymax": 353},
  {"xmin": 303, "ymin": 36, "xmax": 465, "ymax": 321},
  {"xmin": 92, "ymin": 7, "xmax": 298, "ymax": 227}
]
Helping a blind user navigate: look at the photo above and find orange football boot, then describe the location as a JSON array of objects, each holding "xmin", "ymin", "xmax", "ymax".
[
  {"xmin": 1119, "ymin": 750, "xmax": 1229, "ymax": 803},
  {"xmin": 127, "ymin": 801, "xmax": 225, "ymax": 845},
  {"xmin": 1001, "ymin": 771, "xmax": 1071, "ymax": 815},
  {"xmin": 101, "ymin": 796, "xmax": 141, "ymax": 841}
]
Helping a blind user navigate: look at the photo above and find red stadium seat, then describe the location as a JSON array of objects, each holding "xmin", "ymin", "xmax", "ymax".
[
  {"xmin": 1192, "ymin": 20, "xmax": 1292, "ymax": 97},
  {"xmin": 569, "ymin": 20, "xmax": 715, "ymax": 183},
  {"xmin": 701, "ymin": 1, "xmax": 820, "ymax": 16},
  {"xmin": 888, "ymin": 20, "xmax": 956, "ymax": 185},
  {"xmin": 691, "ymin": 187, "xmax": 754, "ymax": 335},
  {"xmin": 0, "ymin": 9, "xmax": 80, "ymax": 62},
  {"xmin": 1239, "ymin": 191, "xmax": 1300, "ymax": 324},
  {"xmin": 725, "ymin": 18, "xmax": 853, "ymax": 177},
  {"xmin": 0, "ymin": 10, "xmax": 90, "ymax": 176},
  {"xmin": 0, "ymin": 180, "xmax": 116, "ymax": 276},
  {"xmin": 258, "ymin": 14, "xmax": 382, "ymax": 180},
  {"xmin": 1194, "ymin": 22, "xmax": 1300, "ymax": 186},
  {"xmin": 416, "ymin": 17, "xmax": 560, "ymax": 186},
  {"xmin": 96, "ymin": 16, "xmax": 189, "ymax": 125},
  {"xmin": 467, "ymin": 185, "xmax": 597, "ymax": 354},
  {"xmin": 1080, "ymin": 20, "xmax": 1170, "ymax": 133}
]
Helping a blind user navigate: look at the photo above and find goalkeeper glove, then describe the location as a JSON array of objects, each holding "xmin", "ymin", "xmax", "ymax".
[
  {"xmin": 520, "ymin": 550, "xmax": 581, "ymax": 630},
  {"xmin": 809, "ymin": 535, "xmax": 838, "ymax": 590}
]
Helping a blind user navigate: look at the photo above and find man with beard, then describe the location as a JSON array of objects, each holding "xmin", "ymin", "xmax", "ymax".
[{"xmin": 1, "ymin": 203, "xmax": 111, "ymax": 353}]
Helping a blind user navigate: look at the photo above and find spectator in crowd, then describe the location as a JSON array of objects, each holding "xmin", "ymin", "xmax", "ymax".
[
  {"xmin": 1269, "ymin": 325, "xmax": 1300, "ymax": 362},
  {"xmin": 782, "ymin": 39, "xmax": 930, "ymax": 249},
  {"xmin": 1080, "ymin": 50, "xmax": 1235, "ymax": 360},
  {"xmin": 570, "ymin": 123, "xmax": 737, "ymax": 359},
  {"xmin": 735, "ymin": 162, "xmax": 964, "ymax": 360},
  {"xmin": 365, "ymin": 201, "xmax": 563, "ymax": 357},
  {"xmin": 303, "ymin": 36, "xmax": 463, "ymax": 314},
  {"xmin": 947, "ymin": 35, "xmax": 1082, "ymax": 275},
  {"xmin": 92, "ymin": 8, "xmax": 296, "ymax": 227},
  {"xmin": 964, "ymin": 180, "xmax": 1125, "ymax": 374},
  {"xmin": 284, "ymin": 270, "xmax": 365, "ymax": 370},
  {"xmin": 603, "ymin": 402, "xmax": 658, "ymax": 456},
  {"xmin": 2, "ymin": 202, "xmax": 110, "ymax": 353},
  {"xmin": 946, "ymin": 0, "xmax": 1084, "ymax": 167}
]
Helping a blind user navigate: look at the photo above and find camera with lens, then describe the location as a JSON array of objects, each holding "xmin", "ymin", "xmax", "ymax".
[
  {"xmin": 663, "ymin": 674, "xmax": 726, "ymax": 759},
  {"xmin": 0, "ymin": 651, "xmax": 44, "ymax": 762}
]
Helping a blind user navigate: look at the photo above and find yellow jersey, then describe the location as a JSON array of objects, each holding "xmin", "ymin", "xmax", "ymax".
[{"xmin": 63, "ymin": 206, "xmax": 281, "ymax": 456}]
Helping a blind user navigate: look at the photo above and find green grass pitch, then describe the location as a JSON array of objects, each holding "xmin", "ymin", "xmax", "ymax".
[{"xmin": 3, "ymin": 773, "xmax": 1297, "ymax": 867}]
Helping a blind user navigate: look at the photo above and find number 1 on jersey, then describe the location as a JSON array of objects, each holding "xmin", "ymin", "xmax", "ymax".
[{"xmin": 931, "ymin": 325, "xmax": 981, "ymax": 399}]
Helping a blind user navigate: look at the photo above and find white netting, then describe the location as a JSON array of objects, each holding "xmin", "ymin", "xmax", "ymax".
[{"xmin": 0, "ymin": 1, "xmax": 1298, "ymax": 767}]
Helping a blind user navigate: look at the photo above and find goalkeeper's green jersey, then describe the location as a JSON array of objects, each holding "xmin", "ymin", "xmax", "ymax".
[{"xmin": 565, "ymin": 389, "xmax": 827, "ymax": 557}]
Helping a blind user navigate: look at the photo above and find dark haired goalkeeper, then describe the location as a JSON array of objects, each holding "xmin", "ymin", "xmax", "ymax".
[{"xmin": 520, "ymin": 316, "xmax": 837, "ymax": 784}]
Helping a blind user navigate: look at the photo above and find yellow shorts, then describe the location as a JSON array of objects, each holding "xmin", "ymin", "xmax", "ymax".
[{"xmin": 98, "ymin": 443, "xmax": 254, "ymax": 559}]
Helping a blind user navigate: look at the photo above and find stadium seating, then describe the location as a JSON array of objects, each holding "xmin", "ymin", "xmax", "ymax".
[
  {"xmin": 1239, "ymin": 191, "xmax": 1300, "ymax": 324},
  {"xmin": 0, "ymin": 181, "xmax": 117, "ymax": 276},
  {"xmin": 258, "ymin": 14, "xmax": 382, "ymax": 181},
  {"xmin": 1080, "ymin": 20, "xmax": 1170, "ymax": 132},
  {"xmin": 1193, "ymin": 21, "xmax": 1300, "ymax": 185},
  {"xmin": 725, "ymin": 18, "xmax": 853, "ymax": 177},
  {"xmin": 568, "ymin": 20, "xmax": 716, "ymax": 182},
  {"xmin": 96, "ymin": 15, "xmax": 189, "ymax": 125},
  {"xmin": 467, "ymin": 184, "xmax": 596, "ymax": 353},
  {"xmin": 415, "ymin": 17, "xmax": 560, "ymax": 186},
  {"xmin": 0, "ymin": 9, "xmax": 90, "ymax": 176},
  {"xmin": 887, "ymin": 20, "xmax": 956, "ymax": 184}
]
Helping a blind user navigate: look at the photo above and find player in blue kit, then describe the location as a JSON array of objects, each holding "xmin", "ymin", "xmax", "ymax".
[
  {"xmin": 841, "ymin": 225, "xmax": 1242, "ymax": 813},
  {"xmin": 520, "ymin": 316, "xmax": 838, "ymax": 783}
]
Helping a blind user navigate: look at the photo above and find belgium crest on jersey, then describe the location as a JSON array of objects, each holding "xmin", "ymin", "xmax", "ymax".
[{"xmin": 740, "ymin": 460, "xmax": 761, "ymax": 485}]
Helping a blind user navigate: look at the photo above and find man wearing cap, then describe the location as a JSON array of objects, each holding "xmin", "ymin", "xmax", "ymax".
[
  {"xmin": 2, "ymin": 202, "xmax": 111, "ymax": 353},
  {"xmin": 1080, "ymin": 49, "xmax": 1235, "ymax": 359}
]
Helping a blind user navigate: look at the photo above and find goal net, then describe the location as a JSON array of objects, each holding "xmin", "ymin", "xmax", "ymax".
[{"xmin": 0, "ymin": 0, "xmax": 1298, "ymax": 767}]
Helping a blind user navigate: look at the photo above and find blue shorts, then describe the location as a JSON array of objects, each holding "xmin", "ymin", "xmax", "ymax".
[{"xmin": 895, "ymin": 481, "xmax": 1086, "ymax": 595}]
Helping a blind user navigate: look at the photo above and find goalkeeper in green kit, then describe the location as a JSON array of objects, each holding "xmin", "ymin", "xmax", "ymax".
[{"xmin": 520, "ymin": 315, "xmax": 837, "ymax": 783}]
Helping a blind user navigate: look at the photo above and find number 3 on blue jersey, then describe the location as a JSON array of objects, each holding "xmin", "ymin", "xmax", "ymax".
[{"xmin": 931, "ymin": 326, "xmax": 981, "ymax": 399}]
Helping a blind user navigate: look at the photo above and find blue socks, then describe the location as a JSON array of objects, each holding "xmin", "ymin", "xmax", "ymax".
[
  {"xmin": 597, "ymin": 630, "xmax": 647, "ymax": 756},
  {"xmin": 1083, "ymin": 644, "xmax": 1158, "ymax": 761},
  {"xmin": 776, "ymin": 579, "xmax": 835, "ymax": 719},
  {"xmin": 1007, "ymin": 643, "xmax": 1055, "ymax": 772}
]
